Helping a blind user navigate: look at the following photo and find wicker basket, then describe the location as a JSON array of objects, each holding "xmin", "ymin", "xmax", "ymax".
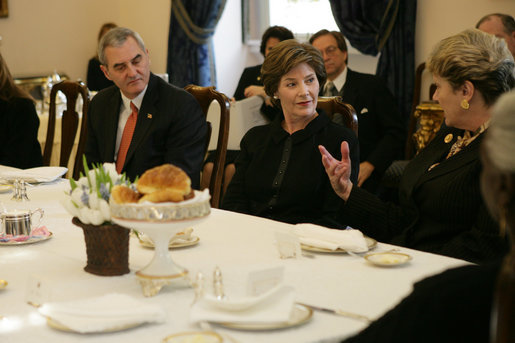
[{"xmin": 72, "ymin": 217, "xmax": 130, "ymax": 276}]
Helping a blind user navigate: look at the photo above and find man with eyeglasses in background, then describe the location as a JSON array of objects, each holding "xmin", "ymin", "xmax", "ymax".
[{"xmin": 310, "ymin": 30, "xmax": 405, "ymax": 193}]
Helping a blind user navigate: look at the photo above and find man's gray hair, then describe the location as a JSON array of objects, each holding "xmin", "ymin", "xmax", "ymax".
[{"xmin": 98, "ymin": 27, "xmax": 146, "ymax": 66}]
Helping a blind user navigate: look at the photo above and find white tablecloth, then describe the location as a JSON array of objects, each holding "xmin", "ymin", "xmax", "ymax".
[{"xmin": 0, "ymin": 180, "xmax": 468, "ymax": 343}]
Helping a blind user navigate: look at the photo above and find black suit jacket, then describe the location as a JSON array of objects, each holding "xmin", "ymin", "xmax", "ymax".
[
  {"xmin": 342, "ymin": 125, "xmax": 508, "ymax": 263},
  {"xmin": 335, "ymin": 69, "xmax": 405, "ymax": 190},
  {"xmin": 0, "ymin": 97, "xmax": 43, "ymax": 169},
  {"xmin": 343, "ymin": 262, "xmax": 501, "ymax": 343},
  {"xmin": 84, "ymin": 73, "xmax": 207, "ymax": 187},
  {"xmin": 223, "ymin": 110, "xmax": 359, "ymax": 228}
]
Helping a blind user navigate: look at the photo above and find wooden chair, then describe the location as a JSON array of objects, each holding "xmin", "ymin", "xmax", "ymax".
[
  {"xmin": 184, "ymin": 85, "xmax": 230, "ymax": 208},
  {"xmin": 43, "ymin": 80, "xmax": 89, "ymax": 180},
  {"xmin": 317, "ymin": 96, "xmax": 358, "ymax": 136}
]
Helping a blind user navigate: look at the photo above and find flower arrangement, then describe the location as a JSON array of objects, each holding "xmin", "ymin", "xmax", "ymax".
[{"xmin": 61, "ymin": 158, "xmax": 134, "ymax": 225}]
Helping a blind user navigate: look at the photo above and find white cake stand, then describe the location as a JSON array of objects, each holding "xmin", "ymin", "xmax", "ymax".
[{"xmin": 111, "ymin": 190, "xmax": 211, "ymax": 297}]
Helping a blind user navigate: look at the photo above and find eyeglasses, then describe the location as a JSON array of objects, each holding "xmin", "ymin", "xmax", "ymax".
[{"xmin": 320, "ymin": 46, "xmax": 340, "ymax": 57}]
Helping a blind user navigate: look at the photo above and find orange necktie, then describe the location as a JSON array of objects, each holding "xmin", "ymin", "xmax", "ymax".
[{"xmin": 116, "ymin": 102, "xmax": 138, "ymax": 173}]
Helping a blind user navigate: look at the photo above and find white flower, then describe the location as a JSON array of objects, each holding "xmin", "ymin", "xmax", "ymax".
[
  {"xmin": 62, "ymin": 159, "xmax": 131, "ymax": 225},
  {"xmin": 89, "ymin": 194, "xmax": 99, "ymax": 210},
  {"xmin": 99, "ymin": 199, "xmax": 110, "ymax": 221},
  {"xmin": 103, "ymin": 163, "xmax": 118, "ymax": 183}
]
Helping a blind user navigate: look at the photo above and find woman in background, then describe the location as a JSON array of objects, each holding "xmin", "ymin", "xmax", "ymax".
[
  {"xmin": 87, "ymin": 22, "xmax": 117, "ymax": 91},
  {"xmin": 0, "ymin": 52, "xmax": 43, "ymax": 168},
  {"xmin": 222, "ymin": 39, "xmax": 359, "ymax": 227},
  {"xmin": 201, "ymin": 26, "xmax": 294, "ymax": 193},
  {"xmin": 320, "ymin": 29, "xmax": 514, "ymax": 263},
  {"xmin": 342, "ymin": 89, "xmax": 515, "ymax": 343}
]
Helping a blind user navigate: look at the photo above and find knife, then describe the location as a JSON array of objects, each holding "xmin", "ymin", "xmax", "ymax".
[{"xmin": 298, "ymin": 302, "xmax": 371, "ymax": 323}]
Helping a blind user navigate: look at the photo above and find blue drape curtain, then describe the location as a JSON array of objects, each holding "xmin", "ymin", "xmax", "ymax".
[
  {"xmin": 167, "ymin": 0, "xmax": 227, "ymax": 87},
  {"xmin": 329, "ymin": 0, "xmax": 417, "ymax": 123}
]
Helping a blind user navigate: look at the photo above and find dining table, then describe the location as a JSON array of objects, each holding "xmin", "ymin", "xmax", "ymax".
[{"xmin": 0, "ymin": 179, "xmax": 468, "ymax": 343}]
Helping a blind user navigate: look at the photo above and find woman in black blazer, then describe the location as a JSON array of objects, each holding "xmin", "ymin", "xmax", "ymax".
[
  {"xmin": 0, "ymin": 53, "xmax": 42, "ymax": 169},
  {"xmin": 222, "ymin": 40, "xmax": 359, "ymax": 227},
  {"xmin": 320, "ymin": 29, "xmax": 514, "ymax": 263},
  {"xmin": 201, "ymin": 26, "xmax": 294, "ymax": 193},
  {"xmin": 341, "ymin": 88, "xmax": 515, "ymax": 343}
]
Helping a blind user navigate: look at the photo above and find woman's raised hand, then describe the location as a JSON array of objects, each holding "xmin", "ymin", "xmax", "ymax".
[{"xmin": 318, "ymin": 141, "xmax": 353, "ymax": 201}]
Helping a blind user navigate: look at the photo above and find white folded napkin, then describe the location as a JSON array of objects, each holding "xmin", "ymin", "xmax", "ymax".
[
  {"xmin": 0, "ymin": 166, "xmax": 67, "ymax": 183},
  {"xmin": 38, "ymin": 293, "xmax": 166, "ymax": 333},
  {"xmin": 294, "ymin": 223, "xmax": 368, "ymax": 252},
  {"xmin": 190, "ymin": 286, "xmax": 295, "ymax": 324}
]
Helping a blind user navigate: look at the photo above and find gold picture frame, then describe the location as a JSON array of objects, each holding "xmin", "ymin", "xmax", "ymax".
[{"xmin": 0, "ymin": 0, "xmax": 8, "ymax": 18}]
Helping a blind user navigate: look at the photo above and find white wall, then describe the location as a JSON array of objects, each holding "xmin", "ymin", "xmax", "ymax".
[{"xmin": 0, "ymin": 0, "xmax": 170, "ymax": 80}]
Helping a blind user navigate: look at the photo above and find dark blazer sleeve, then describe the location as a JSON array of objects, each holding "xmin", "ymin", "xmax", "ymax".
[
  {"xmin": 0, "ymin": 97, "xmax": 43, "ymax": 169},
  {"xmin": 158, "ymin": 87, "xmax": 207, "ymax": 188},
  {"xmin": 233, "ymin": 65, "xmax": 262, "ymax": 100},
  {"xmin": 343, "ymin": 70, "xmax": 405, "ymax": 173},
  {"xmin": 340, "ymin": 126, "xmax": 507, "ymax": 263},
  {"xmin": 342, "ymin": 263, "xmax": 498, "ymax": 343}
]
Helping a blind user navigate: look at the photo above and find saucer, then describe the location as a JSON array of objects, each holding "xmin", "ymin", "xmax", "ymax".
[
  {"xmin": 0, "ymin": 184, "xmax": 12, "ymax": 193},
  {"xmin": 162, "ymin": 331, "xmax": 222, "ymax": 343},
  {"xmin": 301, "ymin": 236, "xmax": 377, "ymax": 253},
  {"xmin": 138, "ymin": 235, "xmax": 200, "ymax": 249},
  {"xmin": 0, "ymin": 232, "xmax": 53, "ymax": 246},
  {"xmin": 46, "ymin": 316, "xmax": 143, "ymax": 333},
  {"xmin": 364, "ymin": 252, "xmax": 412, "ymax": 267},
  {"xmin": 217, "ymin": 303, "xmax": 312, "ymax": 331}
]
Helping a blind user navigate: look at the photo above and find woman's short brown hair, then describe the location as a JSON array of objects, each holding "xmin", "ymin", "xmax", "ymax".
[
  {"xmin": 427, "ymin": 29, "xmax": 515, "ymax": 106},
  {"xmin": 261, "ymin": 39, "xmax": 326, "ymax": 108}
]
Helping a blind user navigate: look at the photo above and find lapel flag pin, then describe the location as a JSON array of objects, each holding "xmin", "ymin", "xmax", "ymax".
[{"xmin": 147, "ymin": 113, "xmax": 153, "ymax": 119}]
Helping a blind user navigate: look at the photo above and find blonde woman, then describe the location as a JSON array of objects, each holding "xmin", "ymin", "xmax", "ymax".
[{"xmin": 320, "ymin": 29, "xmax": 514, "ymax": 263}]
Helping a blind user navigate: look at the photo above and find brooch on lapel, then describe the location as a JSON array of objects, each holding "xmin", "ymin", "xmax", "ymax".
[
  {"xmin": 444, "ymin": 133, "xmax": 453, "ymax": 143},
  {"xmin": 147, "ymin": 113, "xmax": 153, "ymax": 119}
]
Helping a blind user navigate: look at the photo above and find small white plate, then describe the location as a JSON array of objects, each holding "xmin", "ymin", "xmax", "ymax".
[
  {"xmin": 203, "ymin": 285, "xmax": 283, "ymax": 312},
  {"xmin": 216, "ymin": 304, "xmax": 313, "ymax": 331},
  {"xmin": 0, "ymin": 232, "xmax": 53, "ymax": 246},
  {"xmin": 46, "ymin": 316, "xmax": 143, "ymax": 333},
  {"xmin": 364, "ymin": 252, "xmax": 412, "ymax": 267},
  {"xmin": 0, "ymin": 184, "xmax": 12, "ymax": 193},
  {"xmin": 162, "ymin": 331, "xmax": 223, "ymax": 343},
  {"xmin": 301, "ymin": 236, "xmax": 377, "ymax": 254},
  {"xmin": 138, "ymin": 235, "xmax": 199, "ymax": 249}
]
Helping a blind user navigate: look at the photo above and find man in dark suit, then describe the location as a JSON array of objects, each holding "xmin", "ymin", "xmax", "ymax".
[
  {"xmin": 84, "ymin": 27, "xmax": 207, "ymax": 187},
  {"xmin": 310, "ymin": 30, "xmax": 405, "ymax": 192}
]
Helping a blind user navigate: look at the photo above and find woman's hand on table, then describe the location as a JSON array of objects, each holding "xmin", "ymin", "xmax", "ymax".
[{"xmin": 319, "ymin": 141, "xmax": 353, "ymax": 201}]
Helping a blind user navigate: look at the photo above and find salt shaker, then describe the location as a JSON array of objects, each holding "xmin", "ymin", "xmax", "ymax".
[{"xmin": 213, "ymin": 266, "xmax": 225, "ymax": 300}]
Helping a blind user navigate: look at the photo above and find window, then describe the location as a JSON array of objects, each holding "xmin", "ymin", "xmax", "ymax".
[
  {"xmin": 269, "ymin": 0, "xmax": 339, "ymax": 41},
  {"xmin": 242, "ymin": 0, "xmax": 339, "ymax": 43}
]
